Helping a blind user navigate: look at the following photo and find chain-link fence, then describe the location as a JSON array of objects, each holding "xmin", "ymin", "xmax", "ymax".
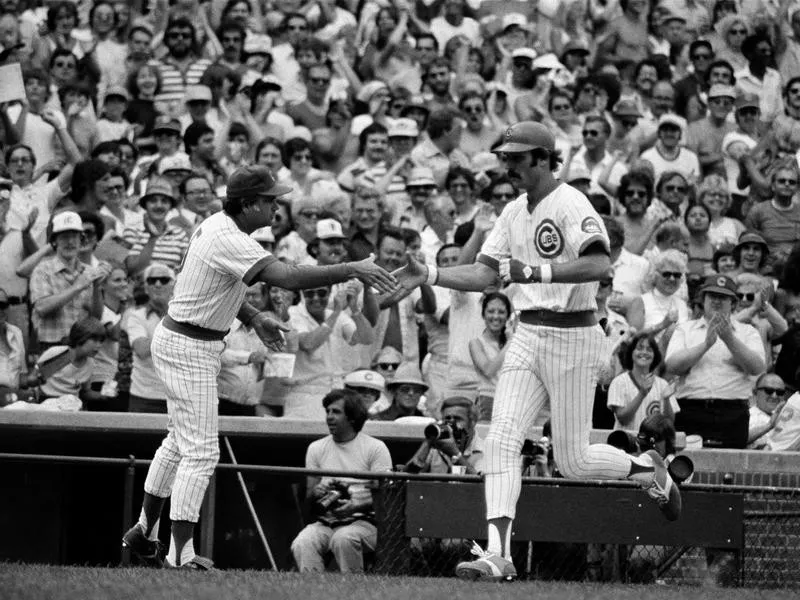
[{"xmin": 369, "ymin": 477, "xmax": 800, "ymax": 588}]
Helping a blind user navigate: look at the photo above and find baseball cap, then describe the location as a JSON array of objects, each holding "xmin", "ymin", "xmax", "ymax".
[
  {"xmin": 561, "ymin": 40, "xmax": 590, "ymax": 56},
  {"xmin": 153, "ymin": 115, "xmax": 181, "ymax": 135},
  {"xmin": 139, "ymin": 177, "xmax": 177, "ymax": 207},
  {"xmin": 184, "ymin": 84, "xmax": 213, "ymax": 103},
  {"xmin": 494, "ymin": 121, "xmax": 555, "ymax": 154},
  {"xmin": 699, "ymin": 274, "xmax": 737, "ymax": 299},
  {"xmin": 407, "ymin": 167, "xmax": 436, "ymax": 187},
  {"xmin": 251, "ymin": 226, "xmax": 275, "ymax": 243},
  {"xmin": 344, "ymin": 369, "xmax": 385, "ymax": 393},
  {"xmin": 400, "ymin": 95, "xmax": 430, "ymax": 116},
  {"xmin": 567, "ymin": 165, "xmax": 592, "ymax": 183},
  {"xmin": 244, "ymin": 33, "xmax": 272, "ymax": 55},
  {"xmin": 251, "ymin": 75, "xmax": 282, "ymax": 95},
  {"xmin": 502, "ymin": 12, "xmax": 528, "ymax": 31},
  {"xmin": 50, "ymin": 211, "xmax": 83, "ymax": 237},
  {"xmin": 227, "ymin": 165, "xmax": 292, "ymax": 199},
  {"xmin": 388, "ymin": 118, "xmax": 419, "ymax": 138},
  {"xmin": 511, "ymin": 48, "xmax": 537, "ymax": 62},
  {"xmin": 158, "ymin": 152, "xmax": 192, "ymax": 174},
  {"xmin": 105, "ymin": 86, "xmax": 130, "ymax": 102},
  {"xmin": 315, "ymin": 218, "xmax": 346, "ymax": 240},
  {"xmin": 532, "ymin": 53, "xmax": 563, "ymax": 71},
  {"xmin": 357, "ymin": 80, "xmax": 389, "ymax": 104},
  {"xmin": 657, "ymin": 113, "xmax": 686, "ymax": 131},
  {"xmin": 735, "ymin": 93, "xmax": 760, "ymax": 111},
  {"xmin": 707, "ymin": 84, "xmax": 736, "ymax": 100},
  {"xmin": 612, "ymin": 99, "xmax": 642, "ymax": 118}
]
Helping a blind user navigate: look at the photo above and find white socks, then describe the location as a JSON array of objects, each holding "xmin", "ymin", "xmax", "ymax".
[
  {"xmin": 167, "ymin": 535, "xmax": 196, "ymax": 567},
  {"xmin": 487, "ymin": 521, "xmax": 512, "ymax": 558},
  {"xmin": 137, "ymin": 508, "xmax": 160, "ymax": 541}
]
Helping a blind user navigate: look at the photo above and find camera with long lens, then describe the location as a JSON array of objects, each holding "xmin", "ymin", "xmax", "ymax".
[
  {"xmin": 425, "ymin": 421, "xmax": 453, "ymax": 441},
  {"xmin": 606, "ymin": 430, "xmax": 695, "ymax": 484},
  {"xmin": 521, "ymin": 436, "xmax": 551, "ymax": 458}
]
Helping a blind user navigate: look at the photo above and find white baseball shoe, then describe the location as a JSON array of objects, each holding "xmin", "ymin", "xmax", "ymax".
[{"xmin": 455, "ymin": 542, "xmax": 517, "ymax": 582}]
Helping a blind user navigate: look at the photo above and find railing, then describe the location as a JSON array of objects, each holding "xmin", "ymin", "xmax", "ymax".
[{"xmin": 1, "ymin": 450, "xmax": 799, "ymax": 588}]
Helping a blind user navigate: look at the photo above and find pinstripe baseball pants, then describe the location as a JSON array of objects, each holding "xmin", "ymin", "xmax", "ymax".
[
  {"xmin": 484, "ymin": 323, "xmax": 632, "ymax": 520},
  {"xmin": 144, "ymin": 323, "xmax": 224, "ymax": 522}
]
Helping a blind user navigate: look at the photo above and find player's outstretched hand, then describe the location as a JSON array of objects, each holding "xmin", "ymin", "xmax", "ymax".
[
  {"xmin": 383, "ymin": 251, "xmax": 428, "ymax": 304},
  {"xmin": 251, "ymin": 312, "xmax": 291, "ymax": 352},
  {"xmin": 351, "ymin": 253, "xmax": 397, "ymax": 295}
]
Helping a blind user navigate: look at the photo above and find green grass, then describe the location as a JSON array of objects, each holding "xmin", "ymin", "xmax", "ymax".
[{"xmin": 0, "ymin": 564, "xmax": 794, "ymax": 600}]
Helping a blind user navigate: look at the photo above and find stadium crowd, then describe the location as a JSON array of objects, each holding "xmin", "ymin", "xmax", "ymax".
[{"xmin": 1, "ymin": 0, "xmax": 800, "ymax": 454}]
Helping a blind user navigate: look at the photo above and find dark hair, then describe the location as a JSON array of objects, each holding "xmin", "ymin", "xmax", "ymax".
[
  {"xmin": 712, "ymin": 243, "xmax": 735, "ymax": 272},
  {"xmin": 618, "ymin": 170, "xmax": 654, "ymax": 206},
  {"xmin": 689, "ymin": 39, "xmax": 713, "ymax": 58},
  {"xmin": 48, "ymin": 47, "xmax": 77, "ymax": 70},
  {"xmin": 358, "ymin": 122, "xmax": 388, "ymax": 156},
  {"xmin": 77, "ymin": 210, "xmax": 105, "ymax": 240},
  {"xmin": 128, "ymin": 25, "xmax": 153, "ymax": 41},
  {"xmin": 217, "ymin": 18, "xmax": 246, "ymax": 43},
  {"xmin": 426, "ymin": 107, "xmax": 459, "ymax": 139},
  {"xmin": 116, "ymin": 138, "xmax": 138, "ymax": 161},
  {"xmin": 684, "ymin": 202, "xmax": 712, "ymax": 229},
  {"xmin": 785, "ymin": 76, "xmax": 800, "ymax": 98},
  {"xmin": 603, "ymin": 216, "xmax": 625, "ymax": 249},
  {"xmin": 705, "ymin": 59, "xmax": 735, "ymax": 85},
  {"xmin": 584, "ymin": 114, "xmax": 611, "ymax": 136},
  {"xmin": 779, "ymin": 242, "xmax": 800, "ymax": 294},
  {"xmin": 415, "ymin": 32, "xmax": 439, "ymax": 51},
  {"xmin": 482, "ymin": 174, "xmax": 518, "ymax": 203},
  {"xmin": 89, "ymin": 1, "xmax": 117, "ymax": 30},
  {"xmin": 655, "ymin": 170, "xmax": 688, "ymax": 193},
  {"xmin": 179, "ymin": 173, "xmax": 211, "ymax": 196},
  {"xmin": 91, "ymin": 140, "xmax": 120, "ymax": 159},
  {"xmin": 458, "ymin": 91, "xmax": 485, "ymax": 111},
  {"xmin": 70, "ymin": 159, "xmax": 111, "ymax": 204},
  {"xmin": 425, "ymin": 56, "xmax": 451, "ymax": 81},
  {"xmin": 436, "ymin": 242, "xmax": 460, "ymax": 265},
  {"xmin": 126, "ymin": 63, "xmax": 162, "ymax": 98},
  {"xmin": 222, "ymin": 0, "xmax": 252, "ymax": 19},
  {"xmin": 184, "ymin": 122, "xmax": 214, "ymax": 152},
  {"xmin": 282, "ymin": 137, "xmax": 312, "ymax": 167},
  {"xmin": 620, "ymin": 332, "xmax": 662, "ymax": 372},
  {"xmin": 5, "ymin": 144, "xmax": 36, "ymax": 169},
  {"xmin": 445, "ymin": 166, "xmax": 475, "ymax": 190},
  {"xmin": 481, "ymin": 292, "xmax": 512, "ymax": 347},
  {"xmin": 732, "ymin": 233, "xmax": 769, "ymax": 268},
  {"xmin": 638, "ymin": 414, "xmax": 676, "ymax": 457},
  {"xmin": 633, "ymin": 59, "xmax": 662, "ymax": 82},
  {"xmin": 547, "ymin": 89, "xmax": 573, "ymax": 113},
  {"xmin": 106, "ymin": 164, "xmax": 130, "ymax": 188},
  {"xmin": 741, "ymin": 34, "xmax": 771, "ymax": 59},
  {"xmin": 47, "ymin": 1, "xmax": 78, "ymax": 31},
  {"xmin": 255, "ymin": 137, "xmax": 284, "ymax": 162},
  {"xmin": 401, "ymin": 227, "xmax": 420, "ymax": 247},
  {"xmin": 377, "ymin": 226, "xmax": 406, "ymax": 252},
  {"xmin": 322, "ymin": 389, "xmax": 368, "ymax": 432}
]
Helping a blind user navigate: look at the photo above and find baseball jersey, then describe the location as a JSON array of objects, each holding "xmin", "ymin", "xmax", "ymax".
[
  {"xmin": 168, "ymin": 212, "xmax": 277, "ymax": 331},
  {"xmin": 477, "ymin": 184, "xmax": 609, "ymax": 312}
]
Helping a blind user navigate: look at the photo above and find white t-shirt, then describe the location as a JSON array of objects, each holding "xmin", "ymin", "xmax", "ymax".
[
  {"xmin": 607, "ymin": 371, "xmax": 679, "ymax": 431},
  {"xmin": 639, "ymin": 146, "xmax": 701, "ymax": 183},
  {"xmin": 430, "ymin": 16, "xmax": 480, "ymax": 50}
]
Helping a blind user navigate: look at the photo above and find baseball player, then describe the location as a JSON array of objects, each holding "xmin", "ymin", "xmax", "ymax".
[
  {"xmin": 122, "ymin": 165, "xmax": 396, "ymax": 570},
  {"xmin": 392, "ymin": 122, "xmax": 682, "ymax": 582}
]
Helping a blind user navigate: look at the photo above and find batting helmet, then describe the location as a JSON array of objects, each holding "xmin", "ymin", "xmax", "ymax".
[{"xmin": 494, "ymin": 122, "xmax": 556, "ymax": 154}]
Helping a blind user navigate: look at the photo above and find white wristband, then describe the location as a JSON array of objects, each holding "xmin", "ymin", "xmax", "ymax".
[
  {"xmin": 540, "ymin": 264, "xmax": 552, "ymax": 284},
  {"xmin": 426, "ymin": 264, "xmax": 439, "ymax": 285}
]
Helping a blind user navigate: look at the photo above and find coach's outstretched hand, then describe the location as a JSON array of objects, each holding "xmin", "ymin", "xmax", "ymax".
[
  {"xmin": 251, "ymin": 312, "xmax": 291, "ymax": 352},
  {"xmin": 382, "ymin": 252, "xmax": 427, "ymax": 305},
  {"xmin": 351, "ymin": 253, "xmax": 397, "ymax": 295}
]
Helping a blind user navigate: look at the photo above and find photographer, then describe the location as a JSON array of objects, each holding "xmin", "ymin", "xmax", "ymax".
[
  {"xmin": 404, "ymin": 396, "xmax": 484, "ymax": 475},
  {"xmin": 291, "ymin": 389, "xmax": 392, "ymax": 573}
]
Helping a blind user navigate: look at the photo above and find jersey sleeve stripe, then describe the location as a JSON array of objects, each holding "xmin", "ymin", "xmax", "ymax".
[
  {"xmin": 477, "ymin": 254, "xmax": 500, "ymax": 272},
  {"xmin": 243, "ymin": 255, "xmax": 278, "ymax": 285}
]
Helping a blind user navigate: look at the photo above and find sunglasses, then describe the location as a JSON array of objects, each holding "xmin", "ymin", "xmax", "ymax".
[
  {"xmin": 736, "ymin": 292, "xmax": 756, "ymax": 301},
  {"xmin": 664, "ymin": 185, "xmax": 687, "ymax": 193},
  {"xmin": 146, "ymin": 276, "xmax": 172, "ymax": 285},
  {"xmin": 378, "ymin": 362, "xmax": 400, "ymax": 371},
  {"xmin": 758, "ymin": 387, "xmax": 786, "ymax": 396},
  {"xmin": 292, "ymin": 153, "xmax": 312, "ymax": 162},
  {"xmin": 621, "ymin": 119, "xmax": 638, "ymax": 128},
  {"xmin": 309, "ymin": 77, "xmax": 330, "ymax": 86},
  {"xmin": 287, "ymin": 24, "xmax": 307, "ymax": 31},
  {"xmin": 692, "ymin": 53, "xmax": 712, "ymax": 60},
  {"xmin": 551, "ymin": 104, "xmax": 572, "ymax": 111},
  {"xmin": 0, "ymin": 301, "xmax": 8, "ymax": 310},
  {"xmin": 625, "ymin": 189, "xmax": 648, "ymax": 198},
  {"xmin": 303, "ymin": 288, "xmax": 329, "ymax": 299},
  {"xmin": 462, "ymin": 105, "xmax": 484, "ymax": 113},
  {"xmin": 710, "ymin": 97, "xmax": 734, "ymax": 105},
  {"xmin": 167, "ymin": 31, "xmax": 192, "ymax": 39},
  {"xmin": 582, "ymin": 130, "xmax": 601, "ymax": 137},
  {"xmin": 729, "ymin": 28, "xmax": 747, "ymax": 35},
  {"xmin": 776, "ymin": 178, "xmax": 799, "ymax": 185},
  {"xmin": 660, "ymin": 271, "xmax": 683, "ymax": 280}
]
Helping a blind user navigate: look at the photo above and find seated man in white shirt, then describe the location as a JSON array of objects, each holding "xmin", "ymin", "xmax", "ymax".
[
  {"xmin": 640, "ymin": 114, "xmax": 701, "ymax": 184},
  {"xmin": 747, "ymin": 372, "xmax": 790, "ymax": 449},
  {"xmin": 665, "ymin": 275, "xmax": 766, "ymax": 448},
  {"xmin": 291, "ymin": 388, "xmax": 392, "ymax": 573},
  {"xmin": 604, "ymin": 217, "xmax": 650, "ymax": 317}
]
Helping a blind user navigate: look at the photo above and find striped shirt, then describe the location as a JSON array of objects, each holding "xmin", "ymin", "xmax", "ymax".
[
  {"xmin": 168, "ymin": 212, "xmax": 276, "ymax": 331},
  {"xmin": 478, "ymin": 184, "xmax": 609, "ymax": 313},
  {"xmin": 156, "ymin": 56, "xmax": 212, "ymax": 98},
  {"xmin": 30, "ymin": 256, "xmax": 94, "ymax": 344},
  {"xmin": 123, "ymin": 223, "xmax": 190, "ymax": 272}
]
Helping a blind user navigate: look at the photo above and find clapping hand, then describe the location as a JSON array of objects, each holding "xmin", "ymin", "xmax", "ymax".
[{"xmin": 23, "ymin": 207, "xmax": 39, "ymax": 233}]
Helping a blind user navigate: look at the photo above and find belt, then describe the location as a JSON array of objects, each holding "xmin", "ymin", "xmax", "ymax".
[
  {"xmin": 162, "ymin": 315, "xmax": 228, "ymax": 342},
  {"xmin": 518, "ymin": 310, "xmax": 596, "ymax": 328},
  {"xmin": 5, "ymin": 296, "xmax": 27, "ymax": 306},
  {"xmin": 678, "ymin": 398, "xmax": 749, "ymax": 409}
]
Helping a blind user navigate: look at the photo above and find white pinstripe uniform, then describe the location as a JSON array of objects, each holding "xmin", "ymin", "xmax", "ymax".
[
  {"xmin": 144, "ymin": 211, "xmax": 276, "ymax": 522},
  {"xmin": 477, "ymin": 184, "xmax": 633, "ymax": 521}
]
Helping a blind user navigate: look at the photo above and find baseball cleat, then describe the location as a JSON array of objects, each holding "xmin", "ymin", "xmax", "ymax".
[
  {"xmin": 164, "ymin": 555, "xmax": 215, "ymax": 570},
  {"xmin": 642, "ymin": 450, "xmax": 682, "ymax": 521},
  {"xmin": 455, "ymin": 542, "xmax": 517, "ymax": 582},
  {"xmin": 122, "ymin": 523, "xmax": 164, "ymax": 567}
]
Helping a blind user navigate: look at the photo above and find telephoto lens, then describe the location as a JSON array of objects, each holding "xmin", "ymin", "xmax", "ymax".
[{"xmin": 424, "ymin": 421, "xmax": 452, "ymax": 441}]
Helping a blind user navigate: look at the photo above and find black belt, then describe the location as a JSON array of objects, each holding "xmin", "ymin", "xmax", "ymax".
[
  {"xmin": 519, "ymin": 310, "xmax": 596, "ymax": 328},
  {"xmin": 678, "ymin": 398, "xmax": 749, "ymax": 409},
  {"xmin": 5, "ymin": 296, "xmax": 27, "ymax": 306},
  {"xmin": 162, "ymin": 315, "xmax": 227, "ymax": 341}
]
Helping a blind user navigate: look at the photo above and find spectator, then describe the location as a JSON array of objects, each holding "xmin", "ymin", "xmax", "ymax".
[
  {"xmin": 343, "ymin": 369, "xmax": 385, "ymax": 412},
  {"xmin": 627, "ymin": 250, "xmax": 690, "ymax": 341},
  {"xmin": 640, "ymin": 114, "xmax": 700, "ymax": 183},
  {"xmin": 157, "ymin": 18, "xmax": 213, "ymax": 101},
  {"xmin": 372, "ymin": 362, "xmax": 428, "ymax": 421},
  {"xmin": 684, "ymin": 203, "xmax": 715, "ymax": 278},
  {"xmin": 665, "ymin": 274, "xmax": 766, "ymax": 448},
  {"xmin": 30, "ymin": 211, "xmax": 108, "ymax": 349},
  {"xmin": 733, "ymin": 273, "xmax": 788, "ymax": 364},
  {"xmin": 123, "ymin": 177, "xmax": 190, "ymax": 275},
  {"xmin": 568, "ymin": 115, "xmax": 628, "ymax": 199},
  {"xmin": 605, "ymin": 216, "xmax": 650, "ymax": 316},
  {"xmin": 469, "ymin": 291, "xmax": 512, "ymax": 423},
  {"xmin": 410, "ymin": 107, "xmax": 470, "ymax": 189},
  {"xmin": 685, "ymin": 84, "xmax": 735, "ymax": 178},
  {"xmin": 37, "ymin": 317, "xmax": 106, "ymax": 406},
  {"xmin": 747, "ymin": 372, "xmax": 789, "ymax": 449},
  {"xmin": 732, "ymin": 231, "xmax": 769, "ymax": 276},
  {"xmin": 0, "ymin": 287, "xmax": 28, "ymax": 392},
  {"xmin": 646, "ymin": 171, "xmax": 691, "ymax": 223},
  {"xmin": 291, "ymin": 389, "xmax": 392, "ymax": 573},
  {"xmin": 699, "ymin": 174, "xmax": 744, "ymax": 248},
  {"xmin": 735, "ymin": 35, "xmax": 783, "ymax": 124},
  {"xmin": 405, "ymin": 395, "xmax": 485, "ymax": 474},
  {"xmin": 397, "ymin": 166, "xmax": 436, "ymax": 231},
  {"xmin": 124, "ymin": 263, "xmax": 174, "ymax": 413},
  {"xmin": 607, "ymin": 332, "xmax": 678, "ymax": 431},
  {"xmin": 745, "ymin": 163, "xmax": 800, "ymax": 269},
  {"xmin": 616, "ymin": 171, "xmax": 659, "ymax": 255},
  {"xmin": 420, "ymin": 194, "xmax": 456, "ymax": 266}
]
